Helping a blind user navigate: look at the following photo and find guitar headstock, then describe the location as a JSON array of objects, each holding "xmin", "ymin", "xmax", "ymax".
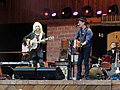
[{"xmin": 48, "ymin": 36, "xmax": 54, "ymax": 40}]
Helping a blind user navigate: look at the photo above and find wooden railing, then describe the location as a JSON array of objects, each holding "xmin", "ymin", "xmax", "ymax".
[{"xmin": 101, "ymin": 15, "xmax": 120, "ymax": 22}]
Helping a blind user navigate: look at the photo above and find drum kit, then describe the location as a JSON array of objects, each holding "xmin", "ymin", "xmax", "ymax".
[
  {"xmin": 89, "ymin": 46, "xmax": 120, "ymax": 80},
  {"xmin": 89, "ymin": 55, "xmax": 112, "ymax": 80}
]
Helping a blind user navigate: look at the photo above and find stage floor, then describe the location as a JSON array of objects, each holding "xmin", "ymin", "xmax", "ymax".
[{"xmin": 0, "ymin": 80, "xmax": 119, "ymax": 90}]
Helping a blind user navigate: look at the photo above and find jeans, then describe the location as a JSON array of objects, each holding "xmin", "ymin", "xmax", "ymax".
[{"xmin": 76, "ymin": 46, "xmax": 91, "ymax": 80}]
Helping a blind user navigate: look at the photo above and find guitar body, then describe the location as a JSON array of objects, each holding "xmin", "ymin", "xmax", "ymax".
[
  {"xmin": 110, "ymin": 63, "xmax": 119, "ymax": 76},
  {"xmin": 22, "ymin": 36, "xmax": 54, "ymax": 52},
  {"xmin": 30, "ymin": 38, "xmax": 38, "ymax": 50},
  {"xmin": 74, "ymin": 39, "xmax": 82, "ymax": 54},
  {"xmin": 110, "ymin": 50, "xmax": 120, "ymax": 75},
  {"xmin": 22, "ymin": 44, "xmax": 30, "ymax": 56}
]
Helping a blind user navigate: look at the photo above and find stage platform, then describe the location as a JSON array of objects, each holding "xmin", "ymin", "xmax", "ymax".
[{"xmin": 0, "ymin": 80, "xmax": 119, "ymax": 90}]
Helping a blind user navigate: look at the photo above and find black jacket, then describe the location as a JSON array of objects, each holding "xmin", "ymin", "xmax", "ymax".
[{"xmin": 23, "ymin": 32, "xmax": 46, "ymax": 51}]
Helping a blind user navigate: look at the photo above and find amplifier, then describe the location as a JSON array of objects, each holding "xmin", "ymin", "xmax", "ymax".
[
  {"xmin": 55, "ymin": 61, "xmax": 69, "ymax": 66},
  {"xmin": 55, "ymin": 61, "xmax": 70, "ymax": 80}
]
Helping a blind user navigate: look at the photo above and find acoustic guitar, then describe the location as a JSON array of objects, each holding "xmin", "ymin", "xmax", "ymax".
[
  {"xmin": 74, "ymin": 39, "xmax": 82, "ymax": 53},
  {"xmin": 22, "ymin": 36, "xmax": 54, "ymax": 53},
  {"xmin": 29, "ymin": 36, "xmax": 54, "ymax": 51},
  {"xmin": 110, "ymin": 49, "xmax": 120, "ymax": 75}
]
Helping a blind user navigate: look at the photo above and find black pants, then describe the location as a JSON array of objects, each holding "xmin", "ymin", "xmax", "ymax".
[{"xmin": 30, "ymin": 50, "xmax": 44, "ymax": 67}]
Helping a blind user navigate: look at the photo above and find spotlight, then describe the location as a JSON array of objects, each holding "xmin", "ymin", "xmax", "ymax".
[
  {"xmin": 73, "ymin": 11, "xmax": 78, "ymax": 16},
  {"xmin": 85, "ymin": 10, "xmax": 89, "ymax": 14},
  {"xmin": 41, "ymin": 8, "xmax": 51, "ymax": 19},
  {"xmin": 44, "ymin": 12, "xmax": 49, "ymax": 16},
  {"xmin": 96, "ymin": 10, "xmax": 102, "ymax": 17},
  {"xmin": 72, "ymin": 11, "xmax": 80, "ymax": 18},
  {"xmin": 52, "ymin": 12, "xmax": 57, "ymax": 17},
  {"xmin": 108, "ymin": 9, "xmax": 111, "ymax": 13},
  {"xmin": 51, "ymin": 12, "xmax": 59, "ymax": 19},
  {"xmin": 107, "ymin": 4, "xmax": 118, "ymax": 14},
  {"xmin": 61, "ymin": 7, "xmax": 72, "ymax": 19},
  {"xmin": 81, "ymin": 5, "xmax": 93, "ymax": 18}
]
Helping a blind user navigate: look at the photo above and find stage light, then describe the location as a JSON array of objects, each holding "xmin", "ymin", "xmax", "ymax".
[
  {"xmin": 97, "ymin": 11, "xmax": 102, "ymax": 15},
  {"xmin": 72, "ymin": 11, "xmax": 80, "ymax": 18},
  {"xmin": 108, "ymin": 10, "xmax": 112, "ymax": 13},
  {"xmin": 107, "ymin": 4, "xmax": 118, "ymax": 14},
  {"xmin": 96, "ymin": 10, "xmax": 102, "ymax": 17},
  {"xmin": 44, "ymin": 12, "xmax": 49, "ymax": 16},
  {"xmin": 52, "ymin": 12, "xmax": 57, "ymax": 17},
  {"xmin": 73, "ymin": 11, "xmax": 78, "ymax": 16},
  {"xmin": 41, "ymin": 8, "xmax": 51, "ymax": 19},
  {"xmin": 81, "ymin": 5, "xmax": 93, "ymax": 18},
  {"xmin": 61, "ymin": 7, "xmax": 72, "ymax": 19},
  {"xmin": 51, "ymin": 12, "xmax": 59, "ymax": 19},
  {"xmin": 85, "ymin": 10, "xmax": 89, "ymax": 14}
]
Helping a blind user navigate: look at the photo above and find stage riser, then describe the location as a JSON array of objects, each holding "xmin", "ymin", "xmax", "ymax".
[
  {"xmin": 0, "ymin": 85, "xmax": 111, "ymax": 90},
  {"xmin": 0, "ymin": 80, "xmax": 119, "ymax": 90}
]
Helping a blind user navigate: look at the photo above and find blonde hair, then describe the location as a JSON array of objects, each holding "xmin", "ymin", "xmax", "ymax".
[{"xmin": 32, "ymin": 22, "xmax": 44, "ymax": 35}]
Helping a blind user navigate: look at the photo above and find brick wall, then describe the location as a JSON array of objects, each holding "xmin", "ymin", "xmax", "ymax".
[
  {"xmin": 43, "ymin": 17, "xmax": 101, "ymax": 62},
  {"xmin": 46, "ymin": 25, "xmax": 77, "ymax": 62}
]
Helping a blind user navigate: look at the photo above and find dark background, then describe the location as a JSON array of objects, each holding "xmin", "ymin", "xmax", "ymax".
[
  {"xmin": 91, "ymin": 26, "xmax": 120, "ymax": 64},
  {"xmin": 0, "ymin": 23, "xmax": 47, "ymax": 62},
  {"xmin": 0, "ymin": 24, "xmax": 119, "ymax": 63}
]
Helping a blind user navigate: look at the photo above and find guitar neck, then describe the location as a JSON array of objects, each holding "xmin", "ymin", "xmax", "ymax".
[{"xmin": 37, "ymin": 38, "xmax": 48, "ymax": 43}]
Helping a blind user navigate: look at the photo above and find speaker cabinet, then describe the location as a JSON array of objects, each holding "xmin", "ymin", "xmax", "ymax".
[
  {"xmin": 36, "ymin": 67, "xmax": 65, "ymax": 80},
  {"xmin": 14, "ymin": 67, "xmax": 65, "ymax": 80},
  {"xmin": 1, "ymin": 66, "xmax": 14, "ymax": 79},
  {"xmin": 57, "ymin": 66, "xmax": 68, "ymax": 80},
  {"xmin": 14, "ymin": 67, "xmax": 36, "ymax": 80}
]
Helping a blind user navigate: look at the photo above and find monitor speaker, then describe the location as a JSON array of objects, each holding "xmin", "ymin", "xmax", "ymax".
[
  {"xmin": 14, "ymin": 67, "xmax": 36, "ymax": 80},
  {"xmin": 1, "ymin": 66, "xmax": 14, "ymax": 79},
  {"xmin": 14, "ymin": 67, "xmax": 65, "ymax": 80},
  {"xmin": 36, "ymin": 67, "xmax": 65, "ymax": 80}
]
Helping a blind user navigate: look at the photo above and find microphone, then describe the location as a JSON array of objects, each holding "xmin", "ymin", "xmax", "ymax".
[
  {"xmin": 75, "ymin": 23, "xmax": 80, "ymax": 27},
  {"xmin": 75, "ymin": 21, "xmax": 80, "ymax": 27}
]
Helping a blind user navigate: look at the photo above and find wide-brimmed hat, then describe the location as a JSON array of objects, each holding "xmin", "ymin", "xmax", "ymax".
[
  {"xmin": 78, "ymin": 17, "xmax": 89, "ymax": 24},
  {"xmin": 79, "ymin": 17, "xmax": 86, "ymax": 22}
]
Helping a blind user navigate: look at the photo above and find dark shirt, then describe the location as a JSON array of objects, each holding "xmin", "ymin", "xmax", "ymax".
[
  {"xmin": 106, "ymin": 49, "xmax": 116, "ymax": 63},
  {"xmin": 23, "ymin": 32, "xmax": 46, "ymax": 51}
]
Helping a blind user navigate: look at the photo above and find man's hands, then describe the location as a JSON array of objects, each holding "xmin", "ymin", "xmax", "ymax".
[
  {"xmin": 73, "ymin": 40, "xmax": 77, "ymax": 48},
  {"xmin": 81, "ymin": 41, "xmax": 87, "ymax": 46},
  {"xmin": 73, "ymin": 39, "xmax": 87, "ymax": 48}
]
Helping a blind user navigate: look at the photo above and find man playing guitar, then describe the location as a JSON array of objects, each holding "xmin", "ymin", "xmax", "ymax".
[{"xmin": 73, "ymin": 17, "xmax": 93, "ymax": 80}]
